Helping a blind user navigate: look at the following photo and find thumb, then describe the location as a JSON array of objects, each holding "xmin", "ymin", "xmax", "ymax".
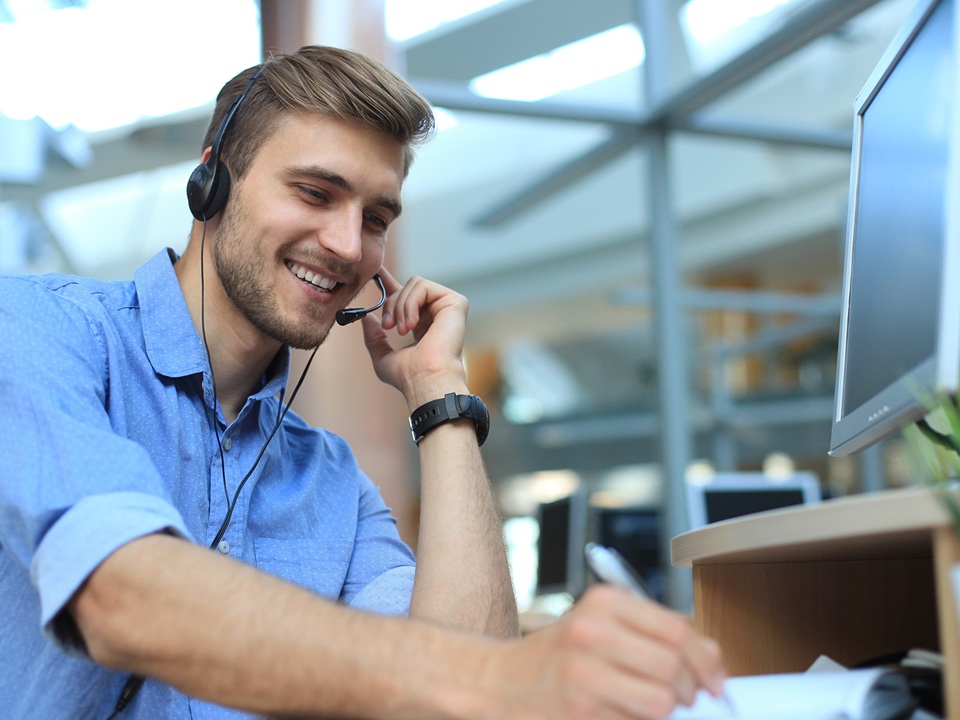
[{"xmin": 360, "ymin": 312, "xmax": 393, "ymax": 365}]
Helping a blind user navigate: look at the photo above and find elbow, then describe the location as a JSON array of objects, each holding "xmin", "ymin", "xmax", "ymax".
[
  {"xmin": 491, "ymin": 602, "xmax": 522, "ymax": 640},
  {"xmin": 67, "ymin": 581, "xmax": 141, "ymax": 670}
]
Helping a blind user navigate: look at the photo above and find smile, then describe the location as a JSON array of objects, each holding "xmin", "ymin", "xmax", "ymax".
[{"xmin": 286, "ymin": 261, "xmax": 340, "ymax": 292}]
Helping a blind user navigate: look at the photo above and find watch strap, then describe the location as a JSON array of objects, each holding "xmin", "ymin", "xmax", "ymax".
[{"xmin": 409, "ymin": 393, "xmax": 489, "ymax": 446}]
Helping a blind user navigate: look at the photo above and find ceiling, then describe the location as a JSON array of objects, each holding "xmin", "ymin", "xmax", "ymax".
[
  {"xmin": 0, "ymin": 0, "xmax": 923, "ymax": 478},
  {"xmin": 392, "ymin": 0, "xmax": 915, "ymax": 468}
]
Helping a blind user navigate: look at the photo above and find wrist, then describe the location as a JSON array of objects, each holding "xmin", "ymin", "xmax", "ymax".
[
  {"xmin": 401, "ymin": 368, "xmax": 469, "ymax": 410},
  {"xmin": 409, "ymin": 392, "xmax": 490, "ymax": 447},
  {"xmin": 429, "ymin": 637, "xmax": 510, "ymax": 720}
]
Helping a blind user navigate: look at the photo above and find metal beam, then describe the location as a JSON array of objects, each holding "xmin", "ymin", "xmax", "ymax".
[
  {"xmin": 410, "ymin": 78, "xmax": 645, "ymax": 128},
  {"xmin": 638, "ymin": 0, "xmax": 695, "ymax": 611},
  {"xmin": 452, "ymin": 0, "xmax": 877, "ymax": 227},
  {"xmin": 683, "ymin": 288, "xmax": 841, "ymax": 315},
  {"xmin": 403, "ymin": 0, "xmax": 635, "ymax": 82},
  {"xmin": 676, "ymin": 116, "xmax": 852, "ymax": 152},
  {"xmin": 471, "ymin": 127, "xmax": 644, "ymax": 227},
  {"xmin": 646, "ymin": 0, "xmax": 885, "ymax": 125},
  {"xmin": 0, "ymin": 115, "xmax": 208, "ymax": 204}
]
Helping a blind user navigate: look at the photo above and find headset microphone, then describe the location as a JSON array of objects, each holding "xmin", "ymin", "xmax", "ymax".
[{"xmin": 335, "ymin": 274, "xmax": 386, "ymax": 326}]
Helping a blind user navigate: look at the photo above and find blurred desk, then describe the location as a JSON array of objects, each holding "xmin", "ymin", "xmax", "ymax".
[{"xmin": 672, "ymin": 487, "xmax": 960, "ymax": 718}]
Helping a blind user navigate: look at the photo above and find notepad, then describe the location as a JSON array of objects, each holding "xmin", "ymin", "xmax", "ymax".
[{"xmin": 669, "ymin": 668, "xmax": 917, "ymax": 720}]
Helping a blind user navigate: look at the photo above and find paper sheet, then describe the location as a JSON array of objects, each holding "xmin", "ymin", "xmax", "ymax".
[{"xmin": 668, "ymin": 668, "xmax": 914, "ymax": 720}]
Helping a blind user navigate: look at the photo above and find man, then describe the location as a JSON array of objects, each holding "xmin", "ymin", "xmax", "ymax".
[{"xmin": 0, "ymin": 46, "xmax": 725, "ymax": 718}]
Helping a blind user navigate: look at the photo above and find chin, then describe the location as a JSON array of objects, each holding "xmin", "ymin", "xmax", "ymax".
[{"xmin": 282, "ymin": 324, "xmax": 332, "ymax": 351}]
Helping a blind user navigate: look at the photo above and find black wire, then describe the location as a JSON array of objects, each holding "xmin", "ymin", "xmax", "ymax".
[
  {"xmin": 108, "ymin": 214, "xmax": 320, "ymax": 717},
  {"xmin": 208, "ymin": 342, "xmax": 320, "ymax": 550},
  {"xmin": 105, "ymin": 676, "xmax": 144, "ymax": 720},
  {"xmin": 198, "ymin": 219, "xmax": 232, "ymax": 506}
]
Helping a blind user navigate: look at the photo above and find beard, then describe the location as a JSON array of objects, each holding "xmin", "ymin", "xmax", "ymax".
[{"xmin": 212, "ymin": 200, "xmax": 333, "ymax": 351}]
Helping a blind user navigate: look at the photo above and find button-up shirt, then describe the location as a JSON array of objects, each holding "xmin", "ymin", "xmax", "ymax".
[{"xmin": 0, "ymin": 248, "xmax": 416, "ymax": 719}]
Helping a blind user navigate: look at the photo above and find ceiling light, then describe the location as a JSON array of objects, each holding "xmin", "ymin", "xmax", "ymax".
[
  {"xmin": 682, "ymin": 0, "xmax": 794, "ymax": 46},
  {"xmin": 385, "ymin": 0, "xmax": 512, "ymax": 43},
  {"xmin": 469, "ymin": 23, "xmax": 644, "ymax": 102}
]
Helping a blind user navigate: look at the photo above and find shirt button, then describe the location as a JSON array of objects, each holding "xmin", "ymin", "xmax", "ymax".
[
  {"xmin": 223, "ymin": 437, "xmax": 233, "ymax": 452},
  {"xmin": 217, "ymin": 540, "xmax": 230, "ymax": 555}
]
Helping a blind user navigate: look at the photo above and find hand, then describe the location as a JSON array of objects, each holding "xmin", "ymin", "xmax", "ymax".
[
  {"xmin": 484, "ymin": 585, "xmax": 726, "ymax": 720},
  {"xmin": 359, "ymin": 268, "xmax": 470, "ymax": 407}
]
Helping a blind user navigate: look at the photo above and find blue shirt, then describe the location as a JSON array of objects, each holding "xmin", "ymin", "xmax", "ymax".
[{"xmin": 0, "ymin": 248, "xmax": 417, "ymax": 719}]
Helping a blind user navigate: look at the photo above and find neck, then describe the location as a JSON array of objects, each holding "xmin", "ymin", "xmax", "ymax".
[{"xmin": 175, "ymin": 228, "xmax": 283, "ymax": 423}]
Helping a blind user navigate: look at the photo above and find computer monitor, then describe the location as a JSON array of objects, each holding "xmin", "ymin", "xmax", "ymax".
[
  {"xmin": 592, "ymin": 506, "xmax": 665, "ymax": 602},
  {"xmin": 685, "ymin": 472, "xmax": 821, "ymax": 528},
  {"xmin": 535, "ymin": 490, "xmax": 587, "ymax": 596},
  {"xmin": 831, "ymin": 0, "xmax": 960, "ymax": 457}
]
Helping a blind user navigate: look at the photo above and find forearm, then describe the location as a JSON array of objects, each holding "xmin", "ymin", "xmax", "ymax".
[
  {"xmin": 410, "ymin": 418, "xmax": 520, "ymax": 639},
  {"xmin": 70, "ymin": 533, "xmax": 498, "ymax": 719},
  {"xmin": 362, "ymin": 275, "xmax": 518, "ymax": 638}
]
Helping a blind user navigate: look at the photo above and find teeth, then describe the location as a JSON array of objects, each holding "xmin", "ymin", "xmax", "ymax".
[{"xmin": 288, "ymin": 262, "xmax": 337, "ymax": 291}]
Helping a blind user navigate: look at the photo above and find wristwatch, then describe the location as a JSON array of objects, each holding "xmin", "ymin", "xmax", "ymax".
[{"xmin": 409, "ymin": 393, "xmax": 490, "ymax": 446}]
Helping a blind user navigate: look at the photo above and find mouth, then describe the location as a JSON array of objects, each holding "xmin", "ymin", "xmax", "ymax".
[{"xmin": 286, "ymin": 260, "xmax": 341, "ymax": 293}]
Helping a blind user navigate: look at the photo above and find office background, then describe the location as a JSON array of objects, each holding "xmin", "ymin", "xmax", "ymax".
[{"xmin": 0, "ymin": 0, "xmax": 923, "ymax": 609}]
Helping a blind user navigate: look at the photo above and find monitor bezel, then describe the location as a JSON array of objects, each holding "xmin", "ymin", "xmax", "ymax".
[
  {"xmin": 685, "ymin": 471, "xmax": 822, "ymax": 529},
  {"xmin": 534, "ymin": 490, "xmax": 588, "ymax": 597},
  {"xmin": 830, "ymin": 0, "xmax": 960, "ymax": 457}
]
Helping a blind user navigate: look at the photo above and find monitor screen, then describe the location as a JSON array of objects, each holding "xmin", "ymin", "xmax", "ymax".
[
  {"xmin": 703, "ymin": 488, "xmax": 806, "ymax": 523},
  {"xmin": 831, "ymin": 0, "xmax": 960, "ymax": 456},
  {"xmin": 685, "ymin": 472, "xmax": 821, "ymax": 528},
  {"xmin": 593, "ymin": 506, "xmax": 664, "ymax": 602},
  {"xmin": 535, "ymin": 491, "xmax": 586, "ymax": 596}
]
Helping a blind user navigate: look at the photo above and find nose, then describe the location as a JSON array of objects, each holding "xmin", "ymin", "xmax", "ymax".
[{"xmin": 318, "ymin": 207, "xmax": 363, "ymax": 263}]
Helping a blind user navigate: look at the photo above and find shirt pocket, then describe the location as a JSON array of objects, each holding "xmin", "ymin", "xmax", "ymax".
[{"xmin": 253, "ymin": 538, "xmax": 353, "ymax": 601}]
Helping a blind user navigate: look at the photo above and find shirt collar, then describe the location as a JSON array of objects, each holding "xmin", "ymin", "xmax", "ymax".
[{"xmin": 135, "ymin": 248, "xmax": 291, "ymax": 398}]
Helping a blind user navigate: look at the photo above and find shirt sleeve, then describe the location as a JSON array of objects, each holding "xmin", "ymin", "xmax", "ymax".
[
  {"xmin": 0, "ymin": 277, "xmax": 192, "ymax": 654},
  {"xmin": 340, "ymin": 472, "xmax": 417, "ymax": 615},
  {"xmin": 32, "ymin": 493, "xmax": 191, "ymax": 653}
]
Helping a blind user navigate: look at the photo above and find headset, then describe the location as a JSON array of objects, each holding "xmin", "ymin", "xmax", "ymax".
[
  {"xmin": 186, "ymin": 65, "xmax": 265, "ymax": 221},
  {"xmin": 336, "ymin": 273, "xmax": 386, "ymax": 325}
]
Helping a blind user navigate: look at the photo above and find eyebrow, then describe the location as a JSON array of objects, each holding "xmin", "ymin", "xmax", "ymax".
[{"xmin": 291, "ymin": 165, "xmax": 403, "ymax": 219}]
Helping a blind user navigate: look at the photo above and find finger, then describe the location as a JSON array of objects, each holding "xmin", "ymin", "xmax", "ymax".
[
  {"xmin": 376, "ymin": 268, "xmax": 405, "ymax": 329},
  {"xmin": 605, "ymin": 613, "xmax": 700, "ymax": 708},
  {"xmin": 622, "ymin": 600, "xmax": 725, "ymax": 699},
  {"xmin": 391, "ymin": 276, "xmax": 427, "ymax": 335},
  {"xmin": 580, "ymin": 588, "xmax": 723, "ymax": 703},
  {"xmin": 377, "ymin": 266, "xmax": 404, "ymax": 294},
  {"xmin": 359, "ymin": 311, "xmax": 393, "ymax": 365},
  {"xmin": 552, "ymin": 607, "xmax": 690, "ymax": 719}
]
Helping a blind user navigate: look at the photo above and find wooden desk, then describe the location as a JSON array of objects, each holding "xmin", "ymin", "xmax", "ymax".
[{"xmin": 671, "ymin": 487, "xmax": 960, "ymax": 718}]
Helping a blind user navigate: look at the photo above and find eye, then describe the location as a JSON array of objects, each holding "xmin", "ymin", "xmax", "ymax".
[
  {"xmin": 296, "ymin": 185, "xmax": 329, "ymax": 204},
  {"xmin": 363, "ymin": 212, "xmax": 390, "ymax": 231}
]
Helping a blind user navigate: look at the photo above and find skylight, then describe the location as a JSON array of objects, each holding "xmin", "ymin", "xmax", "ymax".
[
  {"xmin": 681, "ymin": 0, "xmax": 800, "ymax": 70},
  {"xmin": 385, "ymin": 0, "xmax": 512, "ymax": 43},
  {"xmin": 469, "ymin": 23, "xmax": 645, "ymax": 102},
  {"xmin": 682, "ymin": 0, "xmax": 794, "ymax": 45},
  {"xmin": 0, "ymin": 0, "xmax": 260, "ymax": 133}
]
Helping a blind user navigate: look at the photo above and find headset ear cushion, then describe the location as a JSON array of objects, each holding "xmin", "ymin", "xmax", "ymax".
[
  {"xmin": 203, "ymin": 160, "xmax": 231, "ymax": 219},
  {"xmin": 186, "ymin": 159, "xmax": 231, "ymax": 220}
]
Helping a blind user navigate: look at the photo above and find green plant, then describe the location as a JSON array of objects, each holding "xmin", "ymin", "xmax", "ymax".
[{"xmin": 903, "ymin": 391, "xmax": 960, "ymax": 535}]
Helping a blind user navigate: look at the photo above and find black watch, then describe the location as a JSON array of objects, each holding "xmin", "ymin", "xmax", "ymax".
[{"xmin": 409, "ymin": 393, "xmax": 490, "ymax": 446}]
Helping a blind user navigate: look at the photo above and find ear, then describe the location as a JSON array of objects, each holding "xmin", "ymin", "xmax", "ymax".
[{"xmin": 186, "ymin": 146, "xmax": 231, "ymax": 221}]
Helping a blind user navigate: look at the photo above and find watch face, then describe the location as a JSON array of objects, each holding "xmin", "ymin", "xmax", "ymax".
[{"xmin": 469, "ymin": 395, "xmax": 490, "ymax": 446}]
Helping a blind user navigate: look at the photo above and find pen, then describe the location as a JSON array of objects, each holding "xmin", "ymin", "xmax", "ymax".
[
  {"xmin": 584, "ymin": 542, "xmax": 737, "ymax": 717},
  {"xmin": 584, "ymin": 541, "xmax": 655, "ymax": 598}
]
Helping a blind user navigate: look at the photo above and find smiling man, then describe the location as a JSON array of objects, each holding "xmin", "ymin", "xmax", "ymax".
[{"xmin": 0, "ymin": 46, "xmax": 726, "ymax": 720}]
